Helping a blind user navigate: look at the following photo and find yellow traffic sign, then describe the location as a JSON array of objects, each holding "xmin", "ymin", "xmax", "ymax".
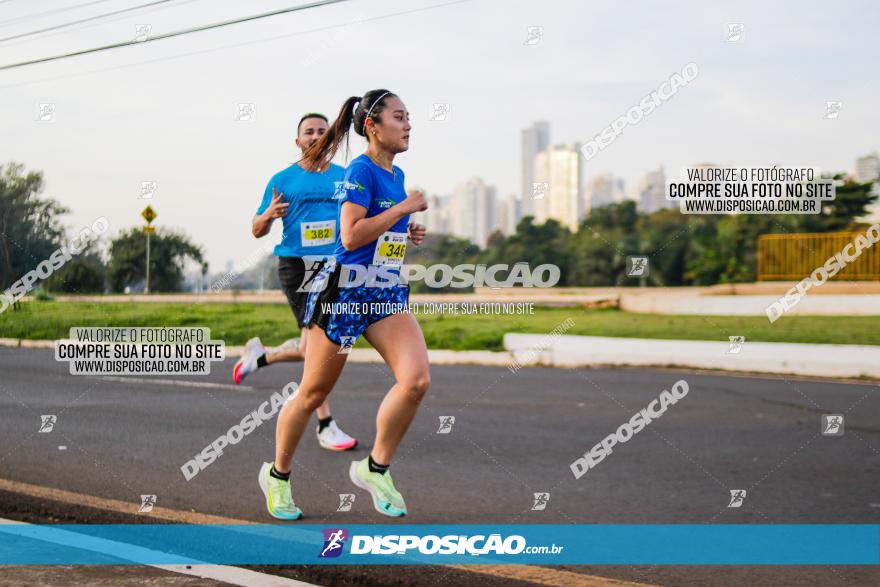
[
  {"xmin": 141, "ymin": 205, "xmax": 157, "ymax": 224},
  {"xmin": 142, "ymin": 225, "xmax": 156, "ymax": 234}
]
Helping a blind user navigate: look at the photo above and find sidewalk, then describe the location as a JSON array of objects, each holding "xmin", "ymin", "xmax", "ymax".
[{"xmin": 504, "ymin": 334, "xmax": 880, "ymax": 379}]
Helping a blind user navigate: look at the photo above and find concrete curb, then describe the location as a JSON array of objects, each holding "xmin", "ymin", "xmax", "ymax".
[
  {"xmin": 503, "ymin": 333, "xmax": 880, "ymax": 379},
  {"xmin": 0, "ymin": 338, "xmax": 56, "ymax": 349},
  {"xmin": 619, "ymin": 293, "xmax": 880, "ymax": 316},
  {"xmin": 6, "ymin": 336, "xmax": 879, "ymax": 379},
  {"xmin": 0, "ymin": 339, "xmax": 513, "ymax": 367},
  {"xmin": 220, "ymin": 346, "xmax": 512, "ymax": 366}
]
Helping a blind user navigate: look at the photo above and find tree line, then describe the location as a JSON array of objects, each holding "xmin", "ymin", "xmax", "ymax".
[
  {"xmin": 1, "ymin": 162, "xmax": 876, "ymax": 294},
  {"xmin": 408, "ymin": 175, "xmax": 877, "ymax": 290},
  {"xmin": 1, "ymin": 163, "xmax": 204, "ymax": 294}
]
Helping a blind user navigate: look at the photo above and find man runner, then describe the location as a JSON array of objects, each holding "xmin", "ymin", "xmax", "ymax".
[{"xmin": 238, "ymin": 112, "xmax": 356, "ymax": 454}]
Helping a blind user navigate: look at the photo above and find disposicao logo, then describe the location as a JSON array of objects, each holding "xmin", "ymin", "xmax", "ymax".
[
  {"xmin": 319, "ymin": 528, "xmax": 347, "ymax": 558},
  {"xmin": 317, "ymin": 531, "xmax": 562, "ymax": 557}
]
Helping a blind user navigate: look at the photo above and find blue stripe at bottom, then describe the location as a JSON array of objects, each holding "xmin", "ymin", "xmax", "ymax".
[{"xmin": 0, "ymin": 524, "xmax": 877, "ymax": 565}]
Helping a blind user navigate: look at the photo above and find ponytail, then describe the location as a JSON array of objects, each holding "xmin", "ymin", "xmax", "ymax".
[
  {"xmin": 301, "ymin": 89, "xmax": 396, "ymax": 171},
  {"xmin": 301, "ymin": 96, "xmax": 360, "ymax": 171}
]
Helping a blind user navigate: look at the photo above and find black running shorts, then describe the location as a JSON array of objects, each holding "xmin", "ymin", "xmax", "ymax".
[{"xmin": 277, "ymin": 256, "xmax": 334, "ymax": 328}]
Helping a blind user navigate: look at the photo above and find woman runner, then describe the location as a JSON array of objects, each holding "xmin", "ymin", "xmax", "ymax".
[{"xmin": 258, "ymin": 89, "xmax": 429, "ymax": 519}]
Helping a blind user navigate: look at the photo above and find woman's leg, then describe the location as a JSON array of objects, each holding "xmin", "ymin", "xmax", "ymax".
[
  {"xmin": 274, "ymin": 326, "xmax": 347, "ymax": 473},
  {"xmin": 298, "ymin": 330, "xmax": 331, "ymax": 421},
  {"xmin": 263, "ymin": 330, "xmax": 333, "ymax": 419},
  {"xmin": 257, "ymin": 329, "xmax": 333, "ymax": 420},
  {"xmin": 362, "ymin": 311, "xmax": 430, "ymax": 464}
]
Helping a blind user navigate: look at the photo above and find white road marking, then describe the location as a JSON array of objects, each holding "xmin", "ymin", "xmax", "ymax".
[
  {"xmin": 153, "ymin": 564, "xmax": 318, "ymax": 586},
  {"xmin": 100, "ymin": 376, "xmax": 254, "ymax": 391},
  {"xmin": 0, "ymin": 516, "xmax": 319, "ymax": 586}
]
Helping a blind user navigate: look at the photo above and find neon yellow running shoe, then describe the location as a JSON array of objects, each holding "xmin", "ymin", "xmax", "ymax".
[
  {"xmin": 349, "ymin": 457, "xmax": 407, "ymax": 517},
  {"xmin": 258, "ymin": 462, "xmax": 302, "ymax": 520}
]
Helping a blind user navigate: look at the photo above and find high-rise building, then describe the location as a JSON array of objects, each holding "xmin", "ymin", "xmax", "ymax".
[
  {"xmin": 638, "ymin": 166, "xmax": 670, "ymax": 213},
  {"xmin": 585, "ymin": 172, "xmax": 626, "ymax": 212},
  {"xmin": 854, "ymin": 153, "xmax": 880, "ymax": 224},
  {"xmin": 449, "ymin": 177, "xmax": 497, "ymax": 247},
  {"xmin": 411, "ymin": 194, "xmax": 448, "ymax": 236},
  {"xmin": 855, "ymin": 152, "xmax": 880, "ymax": 183},
  {"xmin": 862, "ymin": 186, "xmax": 880, "ymax": 224},
  {"xmin": 510, "ymin": 195, "xmax": 522, "ymax": 234},
  {"xmin": 496, "ymin": 194, "xmax": 521, "ymax": 236},
  {"xmin": 521, "ymin": 121, "xmax": 550, "ymax": 217},
  {"xmin": 580, "ymin": 185, "xmax": 592, "ymax": 218},
  {"xmin": 534, "ymin": 143, "xmax": 583, "ymax": 232}
]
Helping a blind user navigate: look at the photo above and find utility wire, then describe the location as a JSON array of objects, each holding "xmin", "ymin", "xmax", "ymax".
[
  {"xmin": 0, "ymin": 0, "xmax": 351, "ymax": 71},
  {"xmin": 0, "ymin": 0, "xmax": 471, "ymax": 90},
  {"xmin": 0, "ymin": 0, "xmax": 179, "ymax": 43},
  {"xmin": 0, "ymin": 0, "xmax": 198, "ymax": 49},
  {"xmin": 0, "ymin": 0, "xmax": 118, "ymax": 28}
]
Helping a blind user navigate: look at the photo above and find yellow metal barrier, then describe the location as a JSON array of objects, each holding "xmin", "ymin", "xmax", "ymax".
[{"xmin": 757, "ymin": 232, "xmax": 880, "ymax": 281}]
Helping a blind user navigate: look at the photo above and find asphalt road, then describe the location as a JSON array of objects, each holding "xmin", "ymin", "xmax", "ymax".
[{"xmin": 0, "ymin": 348, "xmax": 878, "ymax": 586}]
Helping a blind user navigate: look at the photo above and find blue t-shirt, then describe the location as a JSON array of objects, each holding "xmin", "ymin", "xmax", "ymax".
[
  {"xmin": 334, "ymin": 154, "xmax": 410, "ymax": 272},
  {"xmin": 256, "ymin": 163, "xmax": 345, "ymax": 258}
]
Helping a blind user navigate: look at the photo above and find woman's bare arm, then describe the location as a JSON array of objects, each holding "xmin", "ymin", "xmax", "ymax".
[{"xmin": 339, "ymin": 191, "xmax": 426, "ymax": 251}]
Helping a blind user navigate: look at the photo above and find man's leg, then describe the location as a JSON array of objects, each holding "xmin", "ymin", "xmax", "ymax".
[
  {"xmin": 265, "ymin": 332, "xmax": 306, "ymax": 364},
  {"xmin": 241, "ymin": 325, "xmax": 353, "ymax": 448}
]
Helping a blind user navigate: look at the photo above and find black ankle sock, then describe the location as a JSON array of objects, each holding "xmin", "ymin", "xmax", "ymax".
[
  {"xmin": 269, "ymin": 464, "xmax": 290, "ymax": 480},
  {"xmin": 318, "ymin": 416, "xmax": 333, "ymax": 432},
  {"xmin": 368, "ymin": 454, "xmax": 389, "ymax": 475},
  {"xmin": 256, "ymin": 354, "xmax": 268, "ymax": 368}
]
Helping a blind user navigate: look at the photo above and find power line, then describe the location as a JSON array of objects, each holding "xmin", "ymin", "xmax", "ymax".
[
  {"xmin": 0, "ymin": 0, "xmax": 471, "ymax": 90},
  {"xmin": 0, "ymin": 0, "xmax": 118, "ymax": 28},
  {"xmin": 0, "ymin": 0, "xmax": 179, "ymax": 43},
  {"xmin": 0, "ymin": 0, "xmax": 351, "ymax": 71},
  {"xmin": 0, "ymin": 0, "xmax": 199, "ymax": 49}
]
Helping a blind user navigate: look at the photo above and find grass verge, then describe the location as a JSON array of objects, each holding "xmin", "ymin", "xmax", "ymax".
[{"xmin": 2, "ymin": 301, "xmax": 878, "ymax": 350}]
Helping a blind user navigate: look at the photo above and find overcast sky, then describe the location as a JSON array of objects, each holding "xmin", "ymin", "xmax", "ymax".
[{"xmin": 1, "ymin": 0, "xmax": 878, "ymax": 270}]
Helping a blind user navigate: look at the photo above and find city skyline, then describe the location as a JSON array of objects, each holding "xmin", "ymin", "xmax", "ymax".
[
  {"xmin": 1, "ymin": 0, "xmax": 878, "ymax": 269},
  {"xmin": 402, "ymin": 139, "xmax": 879, "ymax": 257}
]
